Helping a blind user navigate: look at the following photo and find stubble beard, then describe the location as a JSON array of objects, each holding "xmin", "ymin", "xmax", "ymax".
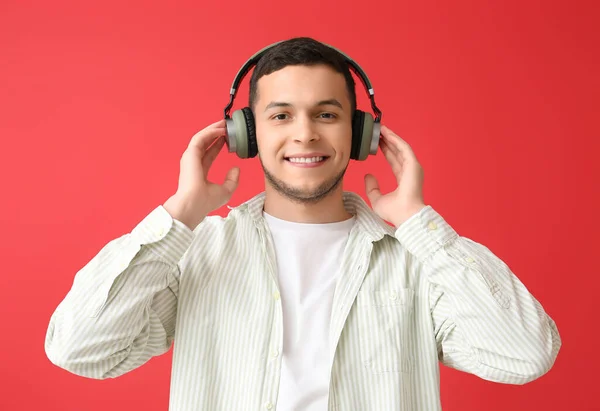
[{"xmin": 260, "ymin": 158, "xmax": 348, "ymax": 205}]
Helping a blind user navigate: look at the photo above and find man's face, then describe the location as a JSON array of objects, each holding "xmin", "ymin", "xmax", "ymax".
[{"xmin": 253, "ymin": 64, "xmax": 353, "ymax": 204}]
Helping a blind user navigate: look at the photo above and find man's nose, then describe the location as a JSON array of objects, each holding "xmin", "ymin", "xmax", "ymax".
[{"xmin": 293, "ymin": 115, "xmax": 320, "ymax": 143}]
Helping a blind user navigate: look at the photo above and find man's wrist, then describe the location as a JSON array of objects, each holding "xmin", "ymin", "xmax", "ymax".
[
  {"xmin": 392, "ymin": 203, "xmax": 427, "ymax": 228},
  {"xmin": 163, "ymin": 194, "xmax": 208, "ymax": 231}
]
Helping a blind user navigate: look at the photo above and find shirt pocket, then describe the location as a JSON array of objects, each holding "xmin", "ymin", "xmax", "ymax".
[{"xmin": 356, "ymin": 287, "xmax": 415, "ymax": 373}]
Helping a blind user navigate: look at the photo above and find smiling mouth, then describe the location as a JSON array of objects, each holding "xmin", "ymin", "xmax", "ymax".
[{"xmin": 284, "ymin": 156, "xmax": 329, "ymax": 164}]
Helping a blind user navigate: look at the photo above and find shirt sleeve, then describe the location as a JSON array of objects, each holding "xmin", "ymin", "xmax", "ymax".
[
  {"xmin": 45, "ymin": 205, "xmax": 195, "ymax": 379},
  {"xmin": 394, "ymin": 206, "xmax": 562, "ymax": 384}
]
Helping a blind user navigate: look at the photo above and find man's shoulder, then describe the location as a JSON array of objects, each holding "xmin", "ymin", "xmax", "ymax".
[
  {"xmin": 193, "ymin": 208, "xmax": 245, "ymax": 231},
  {"xmin": 191, "ymin": 200, "xmax": 258, "ymax": 238}
]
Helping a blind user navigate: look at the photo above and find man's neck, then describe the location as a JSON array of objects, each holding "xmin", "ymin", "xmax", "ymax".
[{"xmin": 263, "ymin": 185, "xmax": 353, "ymax": 224}]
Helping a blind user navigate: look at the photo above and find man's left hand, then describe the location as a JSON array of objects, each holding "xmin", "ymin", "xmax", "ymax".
[{"xmin": 365, "ymin": 125, "xmax": 427, "ymax": 228}]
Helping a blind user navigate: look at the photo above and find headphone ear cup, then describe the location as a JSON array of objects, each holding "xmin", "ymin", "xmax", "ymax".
[
  {"xmin": 356, "ymin": 112, "xmax": 375, "ymax": 161},
  {"xmin": 226, "ymin": 108, "xmax": 257, "ymax": 159},
  {"xmin": 241, "ymin": 107, "xmax": 258, "ymax": 158},
  {"xmin": 226, "ymin": 109, "xmax": 248, "ymax": 158},
  {"xmin": 351, "ymin": 110, "xmax": 365, "ymax": 160}
]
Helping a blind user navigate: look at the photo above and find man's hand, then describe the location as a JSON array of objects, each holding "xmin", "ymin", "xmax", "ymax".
[
  {"xmin": 365, "ymin": 125, "xmax": 426, "ymax": 228},
  {"xmin": 163, "ymin": 119, "xmax": 240, "ymax": 231}
]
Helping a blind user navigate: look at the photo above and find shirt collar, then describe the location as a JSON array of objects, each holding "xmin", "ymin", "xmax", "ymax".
[{"xmin": 233, "ymin": 191, "xmax": 395, "ymax": 243}]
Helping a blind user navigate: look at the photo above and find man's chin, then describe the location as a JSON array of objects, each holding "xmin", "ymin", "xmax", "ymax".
[
  {"xmin": 285, "ymin": 186, "xmax": 328, "ymax": 199},
  {"xmin": 269, "ymin": 180, "xmax": 343, "ymax": 204},
  {"xmin": 277, "ymin": 188, "xmax": 336, "ymax": 205},
  {"xmin": 262, "ymin": 160, "xmax": 348, "ymax": 204}
]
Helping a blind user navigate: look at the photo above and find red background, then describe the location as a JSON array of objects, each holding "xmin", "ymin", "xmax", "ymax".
[{"xmin": 1, "ymin": 0, "xmax": 598, "ymax": 410}]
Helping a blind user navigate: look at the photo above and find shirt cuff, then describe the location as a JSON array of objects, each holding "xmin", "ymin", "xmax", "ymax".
[
  {"xmin": 130, "ymin": 205, "xmax": 195, "ymax": 266},
  {"xmin": 394, "ymin": 205, "xmax": 459, "ymax": 262}
]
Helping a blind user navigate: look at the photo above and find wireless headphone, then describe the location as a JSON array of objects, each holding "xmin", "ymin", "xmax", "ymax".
[{"xmin": 223, "ymin": 40, "xmax": 382, "ymax": 161}]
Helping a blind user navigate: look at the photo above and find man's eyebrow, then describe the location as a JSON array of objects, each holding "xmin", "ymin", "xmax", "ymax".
[
  {"xmin": 264, "ymin": 101, "xmax": 292, "ymax": 112},
  {"xmin": 264, "ymin": 99, "xmax": 344, "ymax": 112},
  {"xmin": 316, "ymin": 99, "xmax": 344, "ymax": 109}
]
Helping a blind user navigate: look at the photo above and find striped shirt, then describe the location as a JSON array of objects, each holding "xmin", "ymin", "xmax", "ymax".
[{"xmin": 45, "ymin": 191, "xmax": 561, "ymax": 410}]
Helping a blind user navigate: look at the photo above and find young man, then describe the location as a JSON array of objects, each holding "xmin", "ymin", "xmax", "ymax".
[{"xmin": 45, "ymin": 37, "xmax": 561, "ymax": 410}]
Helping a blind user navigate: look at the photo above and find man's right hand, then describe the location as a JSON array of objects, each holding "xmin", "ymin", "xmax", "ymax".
[{"xmin": 163, "ymin": 119, "xmax": 240, "ymax": 231}]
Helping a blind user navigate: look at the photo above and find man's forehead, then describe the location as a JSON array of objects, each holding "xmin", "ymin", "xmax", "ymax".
[
  {"xmin": 256, "ymin": 68, "xmax": 349, "ymax": 109},
  {"xmin": 263, "ymin": 99, "xmax": 344, "ymax": 112},
  {"xmin": 257, "ymin": 65, "xmax": 345, "ymax": 89}
]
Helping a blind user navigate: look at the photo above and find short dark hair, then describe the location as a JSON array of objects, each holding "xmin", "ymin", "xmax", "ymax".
[{"xmin": 248, "ymin": 37, "xmax": 357, "ymax": 117}]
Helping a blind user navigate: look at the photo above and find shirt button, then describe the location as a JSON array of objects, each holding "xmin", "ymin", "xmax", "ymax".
[
  {"xmin": 390, "ymin": 291, "xmax": 398, "ymax": 301},
  {"xmin": 271, "ymin": 349, "xmax": 279, "ymax": 358},
  {"xmin": 264, "ymin": 401, "xmax": 274, "ymax": 409},
  {"xmin": 428, "ymin": 221, "xmax": 438, "ymax": 230},
  {"xmin": 272, "ymin": 291, "xmax": 280, "ymax": 301},
  {"xmin": 465, "ymin": 257, "xmax": 475, "ymax": 263}
]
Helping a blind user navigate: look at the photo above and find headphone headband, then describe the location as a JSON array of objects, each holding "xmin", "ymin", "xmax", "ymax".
[{"xmin": 223, "ymin": 40, "xmax": 382, "ymax": 122}]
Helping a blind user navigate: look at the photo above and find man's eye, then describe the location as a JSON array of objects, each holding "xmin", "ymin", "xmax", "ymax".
[
  {"xmin": 319, "ymin": 113, "xmax": 337, "ymax": 119},
  {"xmin": 271, "ymin": 113, "xmax": 336, "ymax": 121}
]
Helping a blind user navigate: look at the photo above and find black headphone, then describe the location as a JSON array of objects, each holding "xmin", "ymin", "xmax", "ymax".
[{"xmin": 223, "ymin": 40, "xmax": 382, "ymax": 161}]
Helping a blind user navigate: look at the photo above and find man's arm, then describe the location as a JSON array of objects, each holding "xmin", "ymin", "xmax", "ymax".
[
  {"xmin": 396, "ymin": 206, "xmax": 561, "ymax": 384},
  {"xmin": 45, "ymin": 119, "xmax": 241, "ymax": 380},
  {"xmin": 44, "ymin": 205, "xmax": 195, "ymax": 379}
]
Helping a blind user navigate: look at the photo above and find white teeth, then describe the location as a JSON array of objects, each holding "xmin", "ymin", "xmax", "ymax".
[{"xmin": 288, "ymin": 156, "xmax": 324, "ymax": 163}]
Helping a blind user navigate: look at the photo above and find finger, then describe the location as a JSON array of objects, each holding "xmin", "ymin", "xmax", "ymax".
[
  {"xmin": 380, "ymin": 143, "xmax": 404, "ymax": 184},
  {"xmin": 380, "ymin": 135, "xmax": 399, "ymax": 155},
  {"xmin": 222, "ymin": 167, "xmax": 240, "ymax": 194},
  {"xmin": 380, "ymin": 139, "xmax": 404, "ymax": 172},
  {"xmin": 380, "ymin": 125, "xmax": 414, "ymax": 162},
  {"xmin": 189, "ymin": 123, "xmax": 226, "ymax": 150},
  {"xmin": 188, "ymin": 120, "xmax": 227, "ymax": 151},
  {"xmin": 364, "ymin": 174, "xmax": 382, "ymax": 206},
  {"xmin": 203, "ymin": 136, "xmax": 226, "ymax": 169}
]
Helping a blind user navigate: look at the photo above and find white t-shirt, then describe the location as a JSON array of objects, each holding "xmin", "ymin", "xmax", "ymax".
[{"xmin": 263, "ymin": 211, "xmax": 356, "ymax": 411}]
